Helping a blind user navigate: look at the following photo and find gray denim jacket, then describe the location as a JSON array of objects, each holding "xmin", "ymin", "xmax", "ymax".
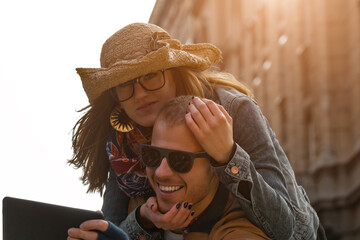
[
  {"xmin": 212, "ymin": 88, "xmax": 319, "ymax": 239},
  {"xmin": 102, "ymin": 88, "xmax": 320, "ymax": 240}
]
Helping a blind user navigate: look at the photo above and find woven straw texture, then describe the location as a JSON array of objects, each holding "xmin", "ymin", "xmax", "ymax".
[{"xmin": 76, "ymin": 23, "xmax": 222, "ymax": 103}]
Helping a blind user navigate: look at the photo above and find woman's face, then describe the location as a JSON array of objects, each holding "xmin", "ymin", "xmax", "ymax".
[{"xmin": 116, "ymin": 70, "xmax": 177, "ymax": 127}]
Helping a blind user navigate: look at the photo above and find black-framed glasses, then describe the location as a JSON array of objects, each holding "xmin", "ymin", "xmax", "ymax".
[
  {"xmin": 115, "ymin": 70, "xmax": 166, "ymax": 102},
  {"xmin": 140, "ymin": 144, "xmax": 212, "ymax": 173}
]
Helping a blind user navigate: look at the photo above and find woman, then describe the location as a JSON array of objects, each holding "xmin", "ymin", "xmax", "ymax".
[{"xmin": 68, "ymin": 23, "xmax": 323, "ymax": 239}]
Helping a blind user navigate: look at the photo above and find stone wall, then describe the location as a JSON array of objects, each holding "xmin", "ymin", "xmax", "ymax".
[{"xmin": 149, "ymin": 0, "xmax": 360, "ymax": 239}]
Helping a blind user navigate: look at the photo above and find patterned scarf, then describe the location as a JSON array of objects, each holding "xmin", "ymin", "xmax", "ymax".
[{"xmin": 106, "ymin": 127, "xmax": 154, "ymax": 197}]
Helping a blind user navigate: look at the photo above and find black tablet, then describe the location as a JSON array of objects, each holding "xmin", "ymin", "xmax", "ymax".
[{"xmin": 3, "ymin": 196, "xmax": 104, "ymax": 240}]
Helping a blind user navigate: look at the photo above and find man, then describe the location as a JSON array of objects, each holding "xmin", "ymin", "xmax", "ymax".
[
  {"xmin": 132, "ymin": 95, "xmax": 270, "ymax": 239},
  {"xmin": 68, "ymin": 95, "xmax": 269, "ymax": 240}
]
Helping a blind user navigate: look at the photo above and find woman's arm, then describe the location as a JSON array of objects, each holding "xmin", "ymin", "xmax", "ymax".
[
  {"xmin": 223, "ymin": 93, "xmax": 319, "ymax": 239},
  {"xmin": 70, "ymin": 170, "xmax": 161, "ymax": 240},
  {"xmin": 101, "ymin": 168, "xmax": 130, "ymax": 226},
  {"xmin": 89, "ymin": 170, "xmax": 161, "ymax": 239},
  {"xmin": 186, "ymin": 92, "xmax": 319, "ymax": 240}
]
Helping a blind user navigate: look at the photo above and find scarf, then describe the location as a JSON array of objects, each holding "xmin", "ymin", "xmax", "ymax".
[{"xmin": 106, "ymin": 127, "xmax": 154, "ymax": 197}]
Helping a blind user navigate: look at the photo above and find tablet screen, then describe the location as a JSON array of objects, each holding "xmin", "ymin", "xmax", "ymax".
[{"xmin": 3, "ymin": 196, "xmax": 104, "ymax": 240}]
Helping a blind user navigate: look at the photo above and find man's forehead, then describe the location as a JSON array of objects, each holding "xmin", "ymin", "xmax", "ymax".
[{"xmin": 152, "ymin": 122, "xmax": 202, "ymax": 152}]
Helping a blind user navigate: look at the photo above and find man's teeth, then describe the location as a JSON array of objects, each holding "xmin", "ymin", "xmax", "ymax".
[{"xmin": 159, "ymin": 185, "xmax": 181, "ymax": 192}]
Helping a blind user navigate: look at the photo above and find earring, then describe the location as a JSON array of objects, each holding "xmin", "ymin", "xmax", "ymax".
[{"xmin": 110, "ymin": 105, "xmax": 134, "ymax": 132}]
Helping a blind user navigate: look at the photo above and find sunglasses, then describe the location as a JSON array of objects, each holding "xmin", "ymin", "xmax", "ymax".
[{"xmin": 140, "ymin": 144, "xmax": 212, "ymax": 173}]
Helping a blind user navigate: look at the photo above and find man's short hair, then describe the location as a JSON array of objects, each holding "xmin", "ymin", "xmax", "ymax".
[{"xmin": 156, "ymin": 95, "xmax": 193, "ymax": 127}]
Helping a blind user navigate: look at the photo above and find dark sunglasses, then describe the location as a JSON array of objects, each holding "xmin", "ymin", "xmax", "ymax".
[{"xmin": 140, "ymin": 144, "xmax": 212, "ymax": 173}]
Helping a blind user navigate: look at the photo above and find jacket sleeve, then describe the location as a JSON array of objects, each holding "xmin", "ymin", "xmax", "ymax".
[
  {"xmin": 101, "ymin": 168, "xmax": 130, "ymax": 226},
  {"xmin": 101, "ymin": 170, "xmax": 162, "ymax": 239},
  {"xmin": 214, "ymin": 93, "xmax": 319, "ymax": 240},
  {"xmin": 119, "ymin": 206, "xmax": 162, "ymax": 240}
]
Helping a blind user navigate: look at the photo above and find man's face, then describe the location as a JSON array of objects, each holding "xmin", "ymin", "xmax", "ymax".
[{"xmin": 146, "ymin": 121, "xmax": 216, "ymax": 213}]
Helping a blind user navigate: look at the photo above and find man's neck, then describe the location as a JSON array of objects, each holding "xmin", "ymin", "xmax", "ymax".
[
  {"xmin": 192, "ymin": 175, "xmax": 219, "ymax": 217},
  {"xmin": 172, "ymin": 175, "xmax": 219, "ymax": 234}
]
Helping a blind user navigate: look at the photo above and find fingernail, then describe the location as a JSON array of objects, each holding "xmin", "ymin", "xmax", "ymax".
[
  {"xmin": 176, "ymin": 203, "xmax": 181, "ymax": 209},
  {"xmin": 188, "ymin": 204, "xmax": 192, "ymax": 210},
  {"xmin": 191, "ymin": 211, "xmax": 195, "ymax": 216},
  {"xmin": 183, "ymin": 202, "xmax": 188, "ymax": 208},
  {"xmin": 150, "ymin": 204, "xmax": 154, "ymax": 210}
]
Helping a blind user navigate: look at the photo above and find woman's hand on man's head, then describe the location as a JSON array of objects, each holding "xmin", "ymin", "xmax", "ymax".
[{"xmin": 186, "ymin": 97, "xmax": 234, "ymax": 164}]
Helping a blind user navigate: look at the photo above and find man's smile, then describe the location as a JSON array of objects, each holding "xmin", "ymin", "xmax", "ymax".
[{"xmin": 158, "ymin": 184, "xmax": 183, "ymax": 193}]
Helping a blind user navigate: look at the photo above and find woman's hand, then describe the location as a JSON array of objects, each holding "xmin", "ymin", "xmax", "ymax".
[
  {"xmin": 186, "ymin": 96, "xmax": 234, "ymax": 164},
  {"xmin": 139, "ymin": 197, "xmax": 195, "ymax": 231}
]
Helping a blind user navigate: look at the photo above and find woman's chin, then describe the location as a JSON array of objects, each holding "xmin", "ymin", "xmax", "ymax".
[{"xmin": 134, "ymin": 118, "xmax": 156, "ymax": 128}]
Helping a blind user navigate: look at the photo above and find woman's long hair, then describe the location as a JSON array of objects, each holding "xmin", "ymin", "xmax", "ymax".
[
  {"xmin": 69, "ymin": 67, "xmax": 253, "ymax": 194},
  {"xmin": 68, "ymin": 92, "xmax": 116, "ymax": 195},
  {"xmin": 172, "ymin": 67, "xmax": 253, "ymax": 99}
]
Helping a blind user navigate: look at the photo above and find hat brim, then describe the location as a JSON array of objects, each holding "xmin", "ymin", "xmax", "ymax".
[{"xmin": 76, "ymin": 42, "xmax": 222, "ymax": 103}]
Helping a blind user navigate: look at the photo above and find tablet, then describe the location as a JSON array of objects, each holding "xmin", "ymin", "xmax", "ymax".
[{"xmin": 3, "ymin": 196, "xmax": 104, "ymax": 240}]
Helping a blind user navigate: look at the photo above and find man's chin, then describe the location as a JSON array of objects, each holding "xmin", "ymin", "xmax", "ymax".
[
  {"xmin": 158, "ymin": 206, "xmax": 171, "ymax": 214},
  {"xmin": 157, "ymin": 201, "xmax": 174, "ymax": 214}
]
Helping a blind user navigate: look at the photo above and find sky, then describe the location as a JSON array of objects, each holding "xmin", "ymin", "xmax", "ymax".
[{"xmin": 0, "ymin": 0, "xmax": 156, "ymax": 231}]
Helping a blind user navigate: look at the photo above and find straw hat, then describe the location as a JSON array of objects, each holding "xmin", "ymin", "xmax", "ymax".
[{"xmin": 76, "ymin": 23, "xmax": 222, "ymax": 103}]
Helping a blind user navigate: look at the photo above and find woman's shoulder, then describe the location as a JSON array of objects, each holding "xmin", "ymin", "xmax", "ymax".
[{"xmin": 214, "ymin": 87, "xmax": 259, "ymax": 110}]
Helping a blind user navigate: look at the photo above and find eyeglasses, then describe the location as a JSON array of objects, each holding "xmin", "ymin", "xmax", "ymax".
[
  {"xmin": 140, "ymin": 144, "xmax": 212, "ymax": 173},
  {"xmin": 115, "ymin": 70, "xmax": 166, "ymax": 102}
]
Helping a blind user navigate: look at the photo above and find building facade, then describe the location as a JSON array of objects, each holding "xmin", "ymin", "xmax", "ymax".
[{"xmin": 149, "ymin": 0, "xmax": 360, "ymax": 239}]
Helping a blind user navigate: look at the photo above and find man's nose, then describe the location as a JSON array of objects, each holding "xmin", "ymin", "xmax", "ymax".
[{"xmin": 155, "ymin": 157, "xmax": 174, "ymax": 178}]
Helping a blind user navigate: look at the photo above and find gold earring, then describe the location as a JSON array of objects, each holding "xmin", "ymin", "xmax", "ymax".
[{"xmin": 110, "ymin": 105, "xmax": 134, "ymax": 132}]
